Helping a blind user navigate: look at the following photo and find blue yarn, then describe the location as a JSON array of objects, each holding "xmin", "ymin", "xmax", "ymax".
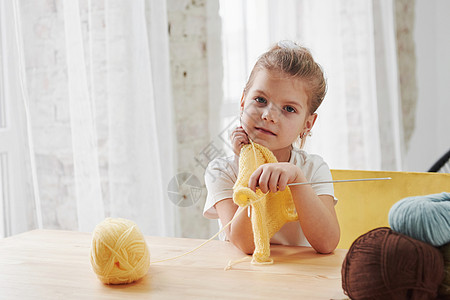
[{"xmin": 388, "ymin": 192, "xmax": 450, "ymax": 247}]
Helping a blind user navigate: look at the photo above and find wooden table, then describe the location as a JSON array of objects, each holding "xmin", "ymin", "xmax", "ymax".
[{"xmin": 0, "ymin": 230, "xmax": 348, "ymax": 299}]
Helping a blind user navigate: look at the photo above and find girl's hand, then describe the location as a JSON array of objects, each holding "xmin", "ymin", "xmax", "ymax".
[
  {"xmin": 248, "ymin": 163, "xmax": 303, "ymax": 193},
  {"xmin": 231, "ymin": 126, "xmax": 249, "ymax": 156}
]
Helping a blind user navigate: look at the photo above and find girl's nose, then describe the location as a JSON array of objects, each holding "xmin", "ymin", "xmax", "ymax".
[{"xmin": 261, "ymin": 104, "xmax": 278, "ymax": 122}]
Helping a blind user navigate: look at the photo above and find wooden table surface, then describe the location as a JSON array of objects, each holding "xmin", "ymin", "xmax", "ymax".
[{"xmin": 0, "ymin": 230, "xmax": 348, "ymax": 299}]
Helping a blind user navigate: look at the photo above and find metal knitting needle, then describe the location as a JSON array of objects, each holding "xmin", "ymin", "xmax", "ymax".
[
  {"xmin": 287, "ymin": 177, "xmax": 392, "ymax": 187},
  {"xmin": 223, "ymin": 177, "xmax": 392, "ymax": 191}
]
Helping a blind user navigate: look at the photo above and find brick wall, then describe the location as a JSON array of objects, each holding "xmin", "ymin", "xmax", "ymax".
[{"xmin": 168, "ymin": 0, "xmax": 217, "ymax": 238}]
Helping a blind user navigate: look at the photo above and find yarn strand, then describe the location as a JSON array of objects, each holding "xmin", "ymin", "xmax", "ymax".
[
  {"xmin": 224, "ymin": 256, "xmax": 251, "ymax": 271},
  {"xmin": 151, "ymin": 193, "xmax": 268, "ymax": 265}
]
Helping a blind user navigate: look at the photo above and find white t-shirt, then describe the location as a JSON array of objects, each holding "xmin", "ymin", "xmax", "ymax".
[{"xmin": 203, "ymin": 147, "xmax": 336, "ymax": 247}]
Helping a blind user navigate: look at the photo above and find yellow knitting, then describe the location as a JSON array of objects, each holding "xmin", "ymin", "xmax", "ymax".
[{"xmin": 233, "ymin": 142, "xmax": 298, "ymax": 264}]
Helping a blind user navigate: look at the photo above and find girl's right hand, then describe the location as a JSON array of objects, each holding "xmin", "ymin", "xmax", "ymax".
[{"xmin": 231, "ymin": 126, "xmax": 249, "ymax": 156}]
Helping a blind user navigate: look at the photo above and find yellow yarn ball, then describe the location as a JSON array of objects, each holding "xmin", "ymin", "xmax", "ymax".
[{"xmin": 90, "ymin": 218, "xmax": 150, "ymax": 284}]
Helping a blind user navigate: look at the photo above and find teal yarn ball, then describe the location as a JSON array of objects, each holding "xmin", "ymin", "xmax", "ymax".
[{"xmin": 388, "ymin": 192, "xmax": 450, "ymax": 247}]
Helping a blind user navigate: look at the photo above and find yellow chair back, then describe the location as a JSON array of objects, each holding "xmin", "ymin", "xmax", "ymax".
[{"xmin": 331, "ymin": 169, "xmax": 450, "ymax": 249}]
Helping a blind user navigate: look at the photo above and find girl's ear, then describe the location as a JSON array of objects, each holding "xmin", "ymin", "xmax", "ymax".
[
  {"xmin": 304, "ymin": 113, "xmax": 318, "ymax": 132},
  {"xmin": 240, "ymin": 92, "xmax": 245, "ymax": 113}
]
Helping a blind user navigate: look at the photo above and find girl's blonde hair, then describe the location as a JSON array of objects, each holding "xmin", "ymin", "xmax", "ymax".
[
  {"xmin": 244, "ymin": 41, "xmax": 327, "ymax": 114},
  {"xmin": 243, "ymin": 41, "xmax": 327, "ymax": 147}
]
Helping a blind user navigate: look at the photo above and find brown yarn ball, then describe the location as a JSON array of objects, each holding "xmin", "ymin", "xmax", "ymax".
[
  {"xmin": 439, "ymin": 243, "xmax": 450, "ymax": 298},
  {"xmin": 342, "ymin": 227, "xmax": 444, "ymax": 300}
]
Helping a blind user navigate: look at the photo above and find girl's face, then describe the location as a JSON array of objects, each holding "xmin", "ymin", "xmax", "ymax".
[{"xmin": 240, "ymin": 68, "xmax": 317, "ymax": 161}]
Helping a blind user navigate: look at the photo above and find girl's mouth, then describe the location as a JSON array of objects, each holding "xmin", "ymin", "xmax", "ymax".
[{"xmin": 255, "ymin": 127, "xmax": 276, "ymax": 136}]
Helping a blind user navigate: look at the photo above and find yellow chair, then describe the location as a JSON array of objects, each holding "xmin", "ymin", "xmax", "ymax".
[{"xmin": 331, "ymin": 169, "xmax": 450, "ymax": 249}]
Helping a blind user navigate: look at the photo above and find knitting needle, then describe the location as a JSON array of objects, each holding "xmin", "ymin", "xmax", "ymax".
[
  {"xmin": 223, "ymin": 177, "xmax": 392, "ymax": 191},
  {"xmin": 287, "ymin": 177, "xmax": 392, "ymax": 186}
]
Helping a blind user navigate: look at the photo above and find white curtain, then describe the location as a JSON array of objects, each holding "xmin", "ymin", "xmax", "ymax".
[
  {"xmin": 218, "ymin": 0, "xmax": 404, "ymax": 171},
  {"xmin": 0, "ymin": 0, "xmax": 176, "ymax": 237},
  {"xmin": 0, "ymin": 0, "xmax": 40, "ymax": 238}
]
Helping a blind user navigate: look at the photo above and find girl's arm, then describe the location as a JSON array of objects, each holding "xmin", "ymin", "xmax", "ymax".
[
  {"xmin": 248, "ymin": 163, "xmax": 340, "ymax": 254},
  {"xmin": 290, "ymin": 188, "xmax": 340, "ymax": 254},
  {"xmin": 215, "ymin": 126, "xmax": 255, "ymax": 254},
  {"xmin": 215, "ymin": 199, "xmax": 255, "ymax": 254}
]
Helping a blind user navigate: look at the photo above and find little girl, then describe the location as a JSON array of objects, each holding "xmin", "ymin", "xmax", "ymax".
[{"xmin": 203, "ymin": 41, "xmax": 340, "ymax": 255}]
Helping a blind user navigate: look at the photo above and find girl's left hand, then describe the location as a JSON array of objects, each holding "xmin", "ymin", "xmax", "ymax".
[{"xmin": 248, "ymin": 163, "xmax": 304, "ymax": 193}]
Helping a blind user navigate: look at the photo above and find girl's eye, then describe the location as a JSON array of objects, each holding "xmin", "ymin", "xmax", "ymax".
[
  {"xmin": 284, "ymin": 106, "xmax": 296, "ymax": 113},
  {"xmin": 254, "ymin": 97, "xmax": 267, "ymax": 104}
]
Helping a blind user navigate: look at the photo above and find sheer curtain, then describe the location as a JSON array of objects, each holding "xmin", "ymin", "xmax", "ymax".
[
  {"xmin": 218, "ymin": 0, "xmax": 404, "ymax": 171},
  {"xmin": 0, "ymin": 0, "xmax": 40, "ymax": 238},
  {"xmin": 0, "ymin": 0, "xmax": 176, "ymax": 237}
]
